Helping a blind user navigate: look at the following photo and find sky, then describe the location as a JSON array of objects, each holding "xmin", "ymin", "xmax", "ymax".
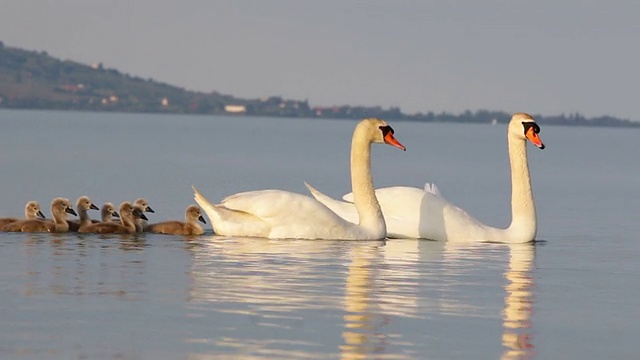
[{"xmin": 2, "ymin": 0, "xmax": 640, "ymax": 120}]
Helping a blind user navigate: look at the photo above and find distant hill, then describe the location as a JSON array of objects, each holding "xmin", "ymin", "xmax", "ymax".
[
  {"xmin": 0, "ymin": 41, "xmax": 258, "ymax": 114},
  {"xmin": 0, "ymin": 41, "xmax": 638, "ymax": 128}
]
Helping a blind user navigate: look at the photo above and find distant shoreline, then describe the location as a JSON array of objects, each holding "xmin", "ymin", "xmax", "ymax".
[
  {"xmin": 2, "ymin": 107, "xmax": 638, "ymax": 129},
  {"xmin": 1, "ymin": 41, "xmax": 638, "ymax": 128}
]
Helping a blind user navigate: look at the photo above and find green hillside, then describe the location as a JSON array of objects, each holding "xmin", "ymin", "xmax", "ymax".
[
  {"xmin": 1, "ymin": 41, "xmax": 638, "ymax": 127},
  {"xmin": 0, "ymin": 41, "xmax": 308, "ymax": 116}
]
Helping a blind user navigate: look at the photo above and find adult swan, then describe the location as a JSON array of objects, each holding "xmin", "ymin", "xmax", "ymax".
[
  {"xmin": 193, "ymin": 118, "xmax": 406, "ymax": 240},
  {"xmin": 305, "ymin": 113, "xmax": 545, "ymax": 244}
]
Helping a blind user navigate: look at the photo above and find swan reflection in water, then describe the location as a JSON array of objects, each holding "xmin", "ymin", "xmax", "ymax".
[
  {"xmin": 186, "ymin": 237, "xmax": 413, "ymax": 358},
  {"xmin": 340, "ymin": 239, "xmax": 432, "ymax": 359},
  {"xmin": 339, "ymin": 244, "xmax": 385, "ymax": 359},
  {"xmin": 186, "ymin": 236, "xmax": 536, "ymax": 359},
  {"xmin": 440, "ymin": 241, "xmax": 536, "ymax": 359},
  {"xmin": 501, "ymin": 243, "xmax": 536, "ymax": 360}
]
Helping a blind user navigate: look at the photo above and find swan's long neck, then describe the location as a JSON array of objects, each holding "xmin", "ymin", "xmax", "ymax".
[
  {"xmin": 506, "ymin": 134, "xmax": 537, "ymax": 241},
  {"xmin": 350, "ymin": 128, "xmax": 385, "ymax": 237}
]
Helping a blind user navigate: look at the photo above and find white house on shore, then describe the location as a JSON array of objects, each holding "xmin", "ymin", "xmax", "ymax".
[{"xmin": 224, "ymin": 105, "xmax": 246, "ymax": 113}]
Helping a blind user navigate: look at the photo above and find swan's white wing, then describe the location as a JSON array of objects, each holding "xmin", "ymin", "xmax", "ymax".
[
  {"xmin": 359, "ymin": 186, "xmax": 426, "ymax": 219},
  {"xmin": 309, "ymin": 183, "xmax": 493, "ymax": 240},
  {"xmin": 194, "ymin": 186, "xmax": 271, "ymax": 237},
  {"xmin": 304, "ymin": 182, "xmax": 359, "ymax": 224},
  {"xmin": 312, "ymin": 183, "xmax": 422, "ymax": 238},
  {"xmin": 362, "ymin": 187, "xmax": 427, "ymax": 238},
  {"xmin": 371, "ymin": 187, "xmax": 489, "ymax": 240},
  {"xmin": 309, "ymin": 184, "xmax": 428, "ymax": 238},
  {"xmin": 222, "ymin": 190, "xmax": 331, "ymax": 221},
  {"xmin": 222, "ymin": 189, "xmax": 363, "ymax": 239},
  {"xmin": 342, "ymin": 186, "xmax": 426, "ymax": 205}
]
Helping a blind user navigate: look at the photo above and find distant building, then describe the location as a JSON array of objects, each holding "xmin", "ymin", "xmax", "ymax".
[
  {"xmin": 58, "ymin": 83, "xmax": 85, "ymax": 92},
  {"xmin": 225, "ymin": 105, "xmax": 246, "ymax": 113}
]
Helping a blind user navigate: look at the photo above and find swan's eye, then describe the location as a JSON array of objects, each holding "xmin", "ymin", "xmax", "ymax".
[
  {"xmin": 522, "ymin": 122, "xmax": 540, "ymax": 134},
  {"xmin": 379, "ymin": 125, "xmax": 394, "ymax": 136}
]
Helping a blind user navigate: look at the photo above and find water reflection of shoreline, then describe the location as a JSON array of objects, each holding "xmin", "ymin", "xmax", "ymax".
[{"xmin": 501, "ymin": 244, "xmax": 536, "ymax": 360}]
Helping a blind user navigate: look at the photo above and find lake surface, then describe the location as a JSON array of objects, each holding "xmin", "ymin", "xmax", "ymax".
[{"xmin": 0, "ymin": 109, "xmax": 638, "ymax": 359}]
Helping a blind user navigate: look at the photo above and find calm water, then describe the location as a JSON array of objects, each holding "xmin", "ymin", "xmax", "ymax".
[{"xmin": 0, "ymin": 109, "xmax": 638, "ymax": 359}]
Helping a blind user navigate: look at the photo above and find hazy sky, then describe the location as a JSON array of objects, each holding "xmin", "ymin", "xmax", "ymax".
[{"xmin": 2, "ymin": 0, "xmax": 640, "ymax": 119}]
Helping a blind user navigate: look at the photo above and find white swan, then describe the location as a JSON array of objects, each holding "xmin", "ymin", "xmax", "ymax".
[
  {"xmin": 193, "ymin": 118, "xmax": 406, "ymax": 240},
  {"xmin": 306, "ymin": 112, "xmax": 545, "ymax": 244}
]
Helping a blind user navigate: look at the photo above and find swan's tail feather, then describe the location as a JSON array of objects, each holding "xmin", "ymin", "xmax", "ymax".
[
  {"xmin": 304, "ymin": 182, "xmax": 339, "ymax": 204},
  {"xmin": 193, "ymin": 186, "xmax": 221, "ymax": 229},
  {"xmin": 192, "ymin": 186, "xmax": 211, "ymax": 207},
  {"xmin": 305, "ymin": 181, "xmax": 355, "ymax": 208},
  {"xmin": 305, "ymin": 181, "xmax": 359, "ymax": 224},
  {"xmin": 424, "ymin": 183, "xmax": 441, "ymax": 196},
  {"xmin": 341, "ymin": 192, "xmax": 354, "ymax": 203}
]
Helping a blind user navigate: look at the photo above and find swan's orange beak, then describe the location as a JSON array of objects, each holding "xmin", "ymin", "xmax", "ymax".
[
  {"xmin": 384, "ymin": 132, "xmax": 406, "ymax": 151},
  {"xmin": 525, "ymin": 127, "xmax": 545, "ymax": 149}
]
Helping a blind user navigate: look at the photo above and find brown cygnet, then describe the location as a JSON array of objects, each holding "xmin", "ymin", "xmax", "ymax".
[
  {"xmin": 2, "ymin": 198, "xmax": 76, "ymax": 233},
  {"xmin": 68, "ymin": 196, "xmax": 100, "ymax": 232},
  {"xmin": 133, "ymin": 198, "xmax": 154, "ymax": 230},
  {"xmin": 145, "ymin": 205, "xmax": 206, "ymax": 236},
  {"xmin": 99, "ymin": 202, "xmax": 119, "ymax": 222},
  {"xmin": 0, "ymin": 201, "xmax": 46, "ymax": 229},
  {"xmin": 79, "ymin": 202, "xmax": 147, "ymax": 234}
]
